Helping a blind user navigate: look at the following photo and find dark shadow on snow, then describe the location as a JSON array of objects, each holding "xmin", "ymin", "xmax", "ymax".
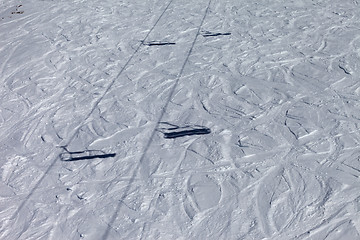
[
  {"xmin": 158, "ymin": 122, "xmax": 211, "ymax": 139},
  {"xmin": 201, "ymin": 30, "xmax": 231, "ymax": 37},
  {"xmin": 59, "ymin": 147, "xmax": 116, "ymax": 162},
  {"xmin": 142, "ymin": 40, "xmax": 176, "ymax": 46}
]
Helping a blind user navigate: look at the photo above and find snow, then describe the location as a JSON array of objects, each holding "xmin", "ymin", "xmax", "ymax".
[{"xmin": 1, "ymin": 0, "xmax": 360, "ymax": 239}]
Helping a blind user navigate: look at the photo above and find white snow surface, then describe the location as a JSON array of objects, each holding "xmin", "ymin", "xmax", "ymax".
[{"xmin": 1, "ymin": 0, "xmax": 360, "ymax": 239}]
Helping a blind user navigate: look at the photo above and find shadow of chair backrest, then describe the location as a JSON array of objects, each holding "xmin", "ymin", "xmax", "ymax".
[
  {"xmin": 158, "ymin": 122, "xmax": 211, "ymax": 139},
  {"xmin": 59, "ymin": 148, "xmax": 116, "ymax": 162}
]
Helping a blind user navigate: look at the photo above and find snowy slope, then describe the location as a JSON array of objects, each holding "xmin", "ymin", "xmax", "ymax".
[{"xmin": 1, "ymin": 0, "xmax": 360, "ymax": 239}]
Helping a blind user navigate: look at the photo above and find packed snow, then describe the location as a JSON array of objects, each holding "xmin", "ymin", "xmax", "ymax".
[{"xmin": 1, "ymin": 0, "xmax": 360, "ymax": 239}]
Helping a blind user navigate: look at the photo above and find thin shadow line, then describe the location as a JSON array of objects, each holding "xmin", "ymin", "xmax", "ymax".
[
  {"xmin": 102, "ymin": 0, "xmax": 213, "ymax": 239},
  {"xmin": 6, "ymin": 1, "xmax": 176, "ymax": 237},
  {"xmin": 101, "ymin": 0, "xmax": 177, "ymax": 238}
]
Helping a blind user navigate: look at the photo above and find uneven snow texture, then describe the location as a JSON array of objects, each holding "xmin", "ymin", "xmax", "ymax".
[{"xmin": 1, "ymin": 0, "xmax": 360, "ymax": 239}]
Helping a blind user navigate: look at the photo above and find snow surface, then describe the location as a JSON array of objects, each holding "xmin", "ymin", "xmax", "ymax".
[{"xmin": 1, "ymin": 0, "xmax": 360, "ymax": 239}]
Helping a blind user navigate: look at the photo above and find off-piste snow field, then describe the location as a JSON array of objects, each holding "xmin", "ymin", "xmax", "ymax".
[{"xmin": 1, "ymin": 0, "xmax": 360, "ymax": 239}]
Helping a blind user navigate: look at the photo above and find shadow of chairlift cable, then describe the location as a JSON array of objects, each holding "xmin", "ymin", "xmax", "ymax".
[
  {"xmin": 59, "ymin": 146, "xmax": 116, "ymax": 162},
  {"xmin": 158, "ymin": 122, "xmax": 211, "ymax": 139},
  {"xmin": 200, "ymin": 30, "xmax": 231, "ymax": 37}
]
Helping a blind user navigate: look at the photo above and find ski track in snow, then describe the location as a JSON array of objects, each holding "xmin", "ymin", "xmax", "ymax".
[{"xmin": 1, "ymin": 0, "xmax": 360, "ymax": 239}]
